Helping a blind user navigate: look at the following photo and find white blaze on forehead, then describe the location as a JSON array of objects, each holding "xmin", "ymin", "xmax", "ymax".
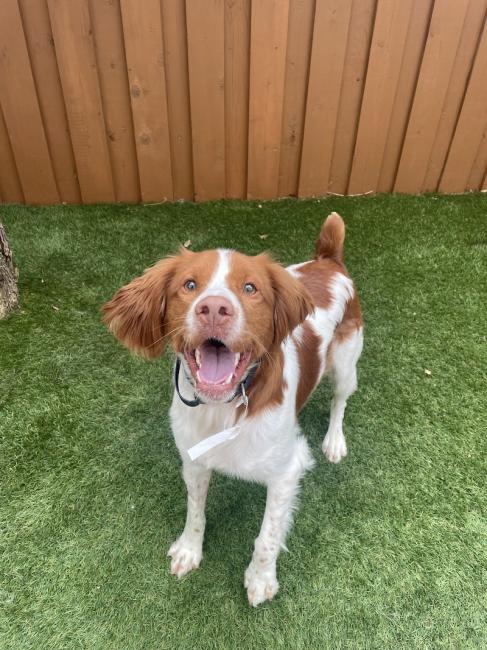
[
  {"xmin": 186, "ymin": 248, "xmax": 244, "ymax": 340},
  {"xmin": 207, "ymin": 248, "xmax": 232, "ymax": 290}
]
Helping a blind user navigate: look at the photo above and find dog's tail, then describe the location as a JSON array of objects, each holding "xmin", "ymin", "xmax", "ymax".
[{"xmin": 315, "ymin": 212, "xmax": 345, "ymax": 263}]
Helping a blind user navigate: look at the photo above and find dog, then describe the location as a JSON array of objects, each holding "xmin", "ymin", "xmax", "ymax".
[{"xmin": 103, "ymin": 212, "xmax": 363, "ymax": 606}]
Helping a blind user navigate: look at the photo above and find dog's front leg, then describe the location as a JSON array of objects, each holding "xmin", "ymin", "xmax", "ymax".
[
  {"xmin": 168, "ymin": 461, "xmax": 211, "ymax": 578},
  {"xmin": 245, "ymin": 441, "xmax": 312, "ymax": 607},
  {"xmin": 244, "ymin": 478, "xmax": 296, "ymax": 606}
]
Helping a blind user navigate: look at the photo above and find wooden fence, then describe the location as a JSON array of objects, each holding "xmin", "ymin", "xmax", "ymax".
[{"xmin": 0, "ymin": 0, "xmax": 486, "ymax": 205}]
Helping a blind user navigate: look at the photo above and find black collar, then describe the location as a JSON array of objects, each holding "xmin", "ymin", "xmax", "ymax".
[{"xmin": 174, "ymin": 356, "xmax": 259, "ymax": 408}]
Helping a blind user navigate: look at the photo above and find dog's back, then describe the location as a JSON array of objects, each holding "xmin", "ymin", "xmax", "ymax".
[{"xmin": 287, "ymin": 213, "xmax": 363, "ymax": 455}]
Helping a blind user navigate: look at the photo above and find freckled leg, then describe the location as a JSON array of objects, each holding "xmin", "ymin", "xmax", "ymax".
[
  {"xmin": 168, "ymin": 461, "xmax": 212, "ymax": 578},
  {"xmin": 245, "ymin": 438, "xmax": 313, "ymax": 607}
]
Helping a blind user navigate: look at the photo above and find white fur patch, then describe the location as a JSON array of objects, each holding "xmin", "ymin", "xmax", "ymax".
[
  {"xmin": 208, "ymin": 248, "xmax": 232, "ymax": 289},
  {"xmin": 299, "ymin": 271, "xmax": 355, "ymax": 375},
  {"xmin": 185, "ymin": 248, "xmax": 243, "ymax": 342}
]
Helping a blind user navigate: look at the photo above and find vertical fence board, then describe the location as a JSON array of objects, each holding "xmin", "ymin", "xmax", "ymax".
[
  {"xmin": 348, "ymin": 0, "xmax": 414, "ymax": 195},
  {"xmin": 89, "ymin": 0, "xmax": 140, "ymax": 203},
  {"xmin": 299, "ymin": 1, "xmax": 353, "ymax": 197},
  {"xmin": 278, "ymin": 0, "xmax": 315, "ymax": 197},
  {"xmin": 48, "ymin": 0, "xmax": 115, "ymax": 203},
  {"xmin": 377, "ymin": 0, "xmax": 433, "ymax": 193},
  {"xmin": 0, "ymin": 107, "xmax": 24, "ymax": 203},
  {"xmin": 440, "ymin": 22, "xmax": 487, "ymax": 193},
  {"xmin": 186, "ymin": 0, "xmax": 225, "ymax": 201},
  {"xmin": 121, "ymin": 0, "xmax": 173, "ymax": 202},
  {"xmin": 423, "ymin": 0, "xmax": 487, "ymax": 191},
  {"xmin": 19, "ymin": 0, "xmax": 80, "ymax": 204},
  {"xmin": 248, "ymin": 0, "xmax": 290, "ymax": 199},
  {"xmin": 395, "ymin": 0, "xmax": 470, "ymax": 193},
  {"xmin": 224, "ymin": 0, "xmax": 251, "ymax": 199},
  {"xmin": 328, "ymin": 0, "xmax": 375, "ymax": 195},
  {"xmin": 0, "ymin": 0, "xmax": 58, "ymax": 204},
  {"xmin": 161, "ymin": 0, "xmax": 194, "ymax": 200},
  {"xmin": 467, "ymin": 130, "xmax": 487, "ymax": 190},
  {"xmin": 1, "ymin": 1, "xmax": 487, "ymax": 203}
]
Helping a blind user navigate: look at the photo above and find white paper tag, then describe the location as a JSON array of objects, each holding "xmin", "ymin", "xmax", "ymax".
[
  {"xmin": 187, "ymin": 393, "xmax": 248, "ymax": 461},
  {"xmin": 187, "ymin": 424, "xmax": 241, "ymax": 461}
]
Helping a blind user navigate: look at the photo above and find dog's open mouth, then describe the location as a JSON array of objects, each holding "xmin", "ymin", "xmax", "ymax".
[{"xmin": 184, "ymin": 338, "xmax": 252, "ymax": 399}]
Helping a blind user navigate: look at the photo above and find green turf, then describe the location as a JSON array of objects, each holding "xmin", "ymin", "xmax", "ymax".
[{"xmin": 1, "ymin": 195, "xmax": 486, "ymax": 649}]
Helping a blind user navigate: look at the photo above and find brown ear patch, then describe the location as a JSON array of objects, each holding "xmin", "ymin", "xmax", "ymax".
[
  {"xmin": 266, "ymin": 258, "xmax": 314, "ymax": 345},
  {"xmin": 102, "ymin": 256, "xmax": 179, "ymax": 359}
]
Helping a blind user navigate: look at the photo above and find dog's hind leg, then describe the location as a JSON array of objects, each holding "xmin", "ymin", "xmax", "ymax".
[
  {"xmin": 322, "ymin": 327, "xmax": 363, "ymax": 463},
  {"xmin": 168, "ymin": 461, "xmax": 212, "ymax": 578}
]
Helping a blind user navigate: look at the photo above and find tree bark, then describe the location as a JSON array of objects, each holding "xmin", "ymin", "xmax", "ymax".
[{"xmin": 0, "ymin": 221, "xmax": 19, "ymax": 319}]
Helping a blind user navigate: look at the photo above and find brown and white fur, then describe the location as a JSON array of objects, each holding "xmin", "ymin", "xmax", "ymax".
[{"xmin": 103, "ymin": 212, "xmax": 363, "ymax": 606}]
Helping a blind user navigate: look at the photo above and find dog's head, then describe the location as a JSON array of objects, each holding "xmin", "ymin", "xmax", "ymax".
[{"xmin": 103, "ymin": 247, "xmax": 313, "ymax": 403}]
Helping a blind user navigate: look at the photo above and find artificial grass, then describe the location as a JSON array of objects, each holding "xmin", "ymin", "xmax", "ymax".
[{"xmin": 0, "ymin": 194, "xmax": 486, "ymax": 649}]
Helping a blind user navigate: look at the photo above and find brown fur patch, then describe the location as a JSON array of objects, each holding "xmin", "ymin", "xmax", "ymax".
[
  {"xmin": 228, "ymin": 252, "xmax": 313, "ymax": 417},
  {"xmin": 102, "ymin": 256, "xmax": 181, "ymax": 358},
  {"xmin": 315, "ymin": 212, "xmax": 345, "ymax": 262},
  {"xmin": 239, "ymin": 348, "xmax": 287, "ymax": 418},
  {"xmin": 226, "ymin": 251, "xmax": 314, "ymax": 354},
  {"xmin": 294, "ymin": 322, "xmax": 322, "ymax": 413},
  {"xmin": 165, "ymin": 249, "xmax": 220, "ymax": 352},
  {"xmin": 296, "ymin": 252, "xmax": 363, "ymax": 376},
  {"xmin": 295, "ymin": 258, "xmax": 345, "ymax": 308},
  {"xmin": 102, "ymin": 248, "xmax": 220, "ymax": 358},
  {"xmin": 332, "ymin": 292, "xmax": 362, "ymax": 344}
]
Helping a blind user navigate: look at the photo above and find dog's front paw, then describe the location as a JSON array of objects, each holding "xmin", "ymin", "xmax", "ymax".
[
  {"xmin": 322, "ymin": 431, "xmax": 347, "ymax": 463},
  {"xmin": 167, "ymin": 537, "xmax": 202, "ymax": 578},
  {"xmin": 244, "ymin": 562, "xmax": 279, "ymax": 607}
]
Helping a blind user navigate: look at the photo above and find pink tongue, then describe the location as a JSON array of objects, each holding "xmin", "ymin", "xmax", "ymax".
[{"xmin": 198, "ymin": 344, "xmax": 235, "ymax": 384}]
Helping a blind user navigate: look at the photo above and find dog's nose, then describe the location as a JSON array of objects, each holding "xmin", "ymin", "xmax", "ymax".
[{"xmin": 195, "ymin": 296, "xmax": 234, "ymax": 327}]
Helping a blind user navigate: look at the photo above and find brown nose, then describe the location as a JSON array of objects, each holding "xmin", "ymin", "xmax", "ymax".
[{"xmin": 195, "ymin": 295, "xmax": 234, "ymax": 327}]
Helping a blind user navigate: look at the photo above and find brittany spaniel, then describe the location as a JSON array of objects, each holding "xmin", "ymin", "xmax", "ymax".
[{"xmin": 103, "ymin": 212, "xmax": 363, "ymax": 606}]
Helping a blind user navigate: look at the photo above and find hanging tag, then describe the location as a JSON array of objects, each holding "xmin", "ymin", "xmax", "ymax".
[
  {"xmin": 187, "ymin": 390, "xmax": 249, "ymax": 461},
  {"xmin": 187, "ymin": 424, "xmax": 241, "ymax": 461}
]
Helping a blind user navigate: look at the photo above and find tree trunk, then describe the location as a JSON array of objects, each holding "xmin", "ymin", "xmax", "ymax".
[{"xmin": 0, "ymin": 221, "xmax": 19, "ymax": 319}]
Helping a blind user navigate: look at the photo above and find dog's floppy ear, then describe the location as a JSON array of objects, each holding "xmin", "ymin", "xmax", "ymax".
[
  {"xmin": 102, "ymin": 256, "xmax": 179, "ymax": 359},
  {"xmin": 265, "ymin": 258, "xmax": 314, "ymax": 345}
]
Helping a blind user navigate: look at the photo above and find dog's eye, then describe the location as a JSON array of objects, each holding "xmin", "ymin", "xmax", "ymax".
[
  {"xmin": 243, "ymin": 282, "xmax": 257, "ymax": 295},
  {"xmin": 184, "ymin": 279, "xmax": 197, "ymax": 291}
]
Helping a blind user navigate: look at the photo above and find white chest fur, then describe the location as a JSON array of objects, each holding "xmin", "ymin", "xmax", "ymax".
[{"xmin": 170, "ymin": 337, "xmax": 302, "ymax": 483}]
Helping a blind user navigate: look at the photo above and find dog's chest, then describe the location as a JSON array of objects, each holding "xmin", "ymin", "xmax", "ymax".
[{"xmin": 169, "ymin": 391, "xmax": 297, "ymax": 481}]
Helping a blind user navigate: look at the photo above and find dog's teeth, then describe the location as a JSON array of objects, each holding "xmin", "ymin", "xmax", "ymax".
[
  {"xmin": 224, "ymin": 374, "xmax": 233, "ymax": 384},
  {"xmin": 234, "ymin": 353, "xmax": 240, "ymax": 367},
  {"xmin": 196, "ymin": 370, "xmax": 201, "ymax": 382},
  {"xmin": 195, "ymin": 349, "xmax": 201, "ymax": 368}
]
